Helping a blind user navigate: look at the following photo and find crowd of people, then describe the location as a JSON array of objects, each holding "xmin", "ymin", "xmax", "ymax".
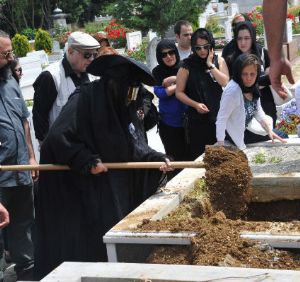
[{"xmin": 0, "ymin": 0, "xmax": 294, "ymax": 280}]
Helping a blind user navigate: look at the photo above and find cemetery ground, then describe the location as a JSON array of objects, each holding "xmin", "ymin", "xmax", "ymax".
[
  {"xmin": 139, "ymin": 146, "xmax": 300, "ymax": 270},
  {"xmin": 4, "ymin": 47, "xmax": 300, "ymax": 282}
]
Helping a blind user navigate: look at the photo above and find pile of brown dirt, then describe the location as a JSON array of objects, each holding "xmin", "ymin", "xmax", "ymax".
[
  {"xmin": 204, "ymin": 146, "xmax": 252, "ymax": 219},
  {"xmin": 137, "ymin": 171, "xmax": 300, "ymax": 269},
  {"xmin": 140, "ymin": 213, "xmax": 300, "ymax": 269}
]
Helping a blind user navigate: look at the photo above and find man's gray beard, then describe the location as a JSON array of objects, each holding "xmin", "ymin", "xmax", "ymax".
[{"xmin": 0, "ymin": 63, "xmax": 11, "ymax": 80}]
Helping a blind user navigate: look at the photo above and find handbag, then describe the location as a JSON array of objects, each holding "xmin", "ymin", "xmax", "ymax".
[
  {"xmin": 269, "ymin": 84, "xmax": 293, "ymax": 106},
  {"xmin": 246, "ymin": 115, "xmax": 273, "ymax": 136}
]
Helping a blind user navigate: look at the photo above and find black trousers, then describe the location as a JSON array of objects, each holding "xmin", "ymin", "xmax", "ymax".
[
  {"xmin": 158, "ymin": 121, "xmax": 189, "ymax": 178},
  {"xmin": 188, "ymin": 120, "xmax": 216, "ymax": 160},
  {"xmin": 158, "ymin": 121, "xmax": 188, "ymax": 161}
]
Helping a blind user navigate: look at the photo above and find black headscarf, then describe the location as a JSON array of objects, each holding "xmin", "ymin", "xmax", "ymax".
[
  {"xmin": 228, "ymin": 21, "xmax": 261, "ymax": 71},
  {"xmin": 152, "ymin": 39, "xmax": 180, "ymax": 85},
  {"xmin": 232, "ymin": 53, "xmax": 261, "ymax": 98},
  {"xmin": 184, "ymin": 28, "xmax": 216, "ymax": 71}
]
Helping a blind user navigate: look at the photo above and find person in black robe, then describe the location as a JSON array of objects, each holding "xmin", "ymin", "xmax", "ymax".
[{"xmin": 34, "ymin": 55, "xmax": 172, "ymax": 280}]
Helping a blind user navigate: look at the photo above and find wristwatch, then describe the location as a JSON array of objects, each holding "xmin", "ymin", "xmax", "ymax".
[{"xmin": 208, "ymin": 64, "xmax": 216, "ymax": 70}]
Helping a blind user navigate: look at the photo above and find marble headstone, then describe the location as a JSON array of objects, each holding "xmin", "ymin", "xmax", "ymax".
[{"xmin": 146, "ymin": 37, "xmax": 159, "ymax": 71}]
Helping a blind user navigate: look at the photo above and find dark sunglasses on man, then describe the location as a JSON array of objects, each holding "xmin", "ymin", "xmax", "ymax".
[
  {"xmin": 194, "ymin": 44, "xmax": 211, "ymax": 51},
  {"xmin": 161, "ymin": 50, "xmax": 176, "ymax": 58},
  {"xmin": 74, "ymin": 48, "xmax": 98, "ymax": 59}
]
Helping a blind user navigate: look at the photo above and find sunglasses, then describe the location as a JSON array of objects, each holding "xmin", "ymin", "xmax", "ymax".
[
  {"xmin": 74, "ymin": 48, "xmax": 98, "ymax": 59},
  {"xmin": 194, "ymin": 44, "xmax": 211, "ymax": 51},
  {"xmin": 161, "ymin": 50, "xmax": 176, "ymax": 58},
  {"xmin": 15, "ymin": 67, "xmax": 22, "ymax": 73},
  {"xmin": 0, "ymin": 50, "xmax": 14, "ymax": 59}
]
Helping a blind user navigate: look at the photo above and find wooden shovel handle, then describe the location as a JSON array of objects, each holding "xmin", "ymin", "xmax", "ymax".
[{"xmin": 0, "ymin": 161, "xmax": 204, "ymax": 171}]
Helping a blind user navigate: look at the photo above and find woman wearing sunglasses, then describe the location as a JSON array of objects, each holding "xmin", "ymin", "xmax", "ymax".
[
  {"xmin": 10, "ymin": 59, "xmax": 22, "ymax": 84},
  {"xmin": 176, "ymin": 28, "xmax": 229, "ymax": 159},
  {"xmin": 152, "ymin": 39, "xmax": 188, "ymax": 176}
]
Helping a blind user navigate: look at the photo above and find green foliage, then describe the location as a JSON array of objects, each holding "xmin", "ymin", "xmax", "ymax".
[
  {"xmin": 104, "ymin": 0, "xmax": 210, "ymax": 36},
  {"xmin": 84, "ymin": 21, "xmax": 107, "ymax": 34},
  {"xmin": 34, "ymin": 29, "xmax": 53, "ymax": 53},
  {"xmin": 246, "ymin": 7, "xmax": 264, "ymax": 36},
  {"xmin": 20, "ymin": 28, "xmax": 36, "ymax": 40},
  {"xmin": 205, "ymin": 16, "xmax": 224, "ymax": 36},
  {"xmin": 288, "ymin": 6, "xmax": 300, "ymax": 34},
  {"xmin": 126, "ymin": 39, "xmax": 148, "ymax": 62},
  {"xmin": 253, "ymin": 152, "xmax": 267, "ymax": 164},
  {"xmin": 12, "ymin": 33, "xmax": 31, "ymax": 57},
  {"xmin": 104, "ymin": 19, "xmax": 132, "ymax": 48},
  {"xmin": 269, "ymin": 156, "xmax": 282, "ymax": 164}
]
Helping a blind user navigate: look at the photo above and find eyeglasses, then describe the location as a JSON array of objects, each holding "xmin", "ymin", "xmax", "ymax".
[
  {"xmin": 74, "ymin": 48, "xmax": 98, "ymax": 60},
  {"xmin": 15, "ymin": 67, "xmax": 22, "ymax": 73},
  {"xmin": 0, "ymin": 50, "xmax": 14, "ymax": 59},
  {"xmin": 182, "ymin": 33, "xmax": 193, "ymax": 37},
  {"xmin": 194, "ymin": 44, "xmax": 210, "ymax": 51},
  {"xmin": 161, "ymin": 50, "xmax": 176, "ymax": 58}
]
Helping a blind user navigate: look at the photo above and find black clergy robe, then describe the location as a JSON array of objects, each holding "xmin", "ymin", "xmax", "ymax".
[{"xmin": 34, "ymin": 78, "xmax": 165, "ymax": 279}]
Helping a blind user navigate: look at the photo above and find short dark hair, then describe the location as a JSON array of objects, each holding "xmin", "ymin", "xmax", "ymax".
[
  {"xmin": 174, "ymin": 20, "xmax": 192, "ymax": 35},
  {"xmin": 0, "ymin": 30, "xmax": 9, "ymax": 39}
]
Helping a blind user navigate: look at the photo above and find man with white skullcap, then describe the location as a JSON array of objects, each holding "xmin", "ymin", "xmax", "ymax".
[{"xmin": 32, "ymin": 31, "xmax": 100, "ymax": 143}]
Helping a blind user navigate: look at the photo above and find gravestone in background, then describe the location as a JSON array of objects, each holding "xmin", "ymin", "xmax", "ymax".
[
  {"xmin": 27, "ymin": 50, "xmax": 49, "ymax": 67},
  {"xmin": 227, "ymin": 0, "xmax": 262, "ymax": 13},
  {"xmin": 19, "ymin": 56, "xmax": 43, "ymax": 101},
  {"xmin": 225, "ymin": 20, "xmax": 233, "ymax": 41},
  {"xmin": 146, "ymin": 37, "xmax": 159, "ymax": 72},
  {"xmin": 227, "ymin": 3, "xmax": 239, "ymax": 17},
  {"xmin": 126, "ymin": 31, "xmax": 142, "ymax": 50},
  {"xmin": 148, "ymin": 30, "xmax": 157, "ymax": 42}
]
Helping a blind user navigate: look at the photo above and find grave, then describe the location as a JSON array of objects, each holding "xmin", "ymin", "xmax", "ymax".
[
  {"xmin": 103, "ymin": 139, "xmax": 300, "ymax": 266},
  {"xmin": 146, "ymin": 37, "xmax": 159, "ymax": 71},
  {"xmin": 41, "ymin": 262, "xmax": 300, "ymax": 281},
  {"xmin": 126, "ymin": 31, "xmax": 142, "ymax": 51},
  {"xmin": 19, "ymin": 56, "xmax": 43, "ymax": 100}
]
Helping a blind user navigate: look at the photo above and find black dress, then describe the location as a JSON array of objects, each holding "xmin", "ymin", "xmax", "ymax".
[
  {"xmin": 34, "ymin": 79, "xmax": 166, "ymax": 279},
  {"xmin": 182, "ymin": 54, "xmax": 223, "ymax": 160}
]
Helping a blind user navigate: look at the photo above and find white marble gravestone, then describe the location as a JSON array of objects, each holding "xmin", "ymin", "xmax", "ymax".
[
  {"xmin": 126, "ymin": 31, "xmax": 142, "ymax": 50},
  {"xmin": 225, "ymin": 20, "xmax": 233, "ymax": 41},
  {"xmin": 228, "ymin": 3, "xmax": 239, "ymax": 17},
  {"xmin": 19, "ymin": 56, "xmax": 43, "ymax": 100},
  {"xmin": 148, "ymin": 30, "xmax": 157, "ymax": 42},
  {"xmin": 27, "ymin": 50, "xmax": 49, "ymax": 67},
  {"xmin": 146, "ymin": 37, "xmax": 159, "ymax": 72}
]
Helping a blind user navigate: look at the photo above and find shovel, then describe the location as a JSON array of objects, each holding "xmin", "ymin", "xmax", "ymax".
[{"xmin": 0, "ymin": 161, "xmax": 205, "ymax": 171}]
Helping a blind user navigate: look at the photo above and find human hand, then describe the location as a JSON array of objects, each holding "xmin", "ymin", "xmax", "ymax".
[
  {"xmin": 159, "ymin": 158, "xmax": 174, "ymax": 173},
  {"xmin": 195, "ymin": 103, "xmax": 209, "ymax": 114},
  {"xmin": 269, "ymin": 57, "xmax": 295, "ymax": 98},
  {"xmin": 90, "ymin": 162, "xmax": 108, "ymax": 174},
  {"xmin": 206, "ymin": 48, "xmax": 214, "ymax": 67},
  {"xmin": 268, "ymin": 131, "xmax": 287, "ymax": 144},
  {"xmin": 0, "ymin": 203, "xmax": 9, "ymax": 229},
  {"xmin": 29, "ymin": 158, "xmax": 39, "ymax": 182},
  {"xmin": 215, "ymin": 141, "xmax": 224, "ymax": 146},
  {"xmin": 163, "ymin": 76, "xmax": 176, "ymax": 87}
]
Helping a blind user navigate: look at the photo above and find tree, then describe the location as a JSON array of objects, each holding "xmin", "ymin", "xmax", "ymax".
[{"xmin": 104, "ymin": 0, "xmax": 210, "ymax": 35}]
